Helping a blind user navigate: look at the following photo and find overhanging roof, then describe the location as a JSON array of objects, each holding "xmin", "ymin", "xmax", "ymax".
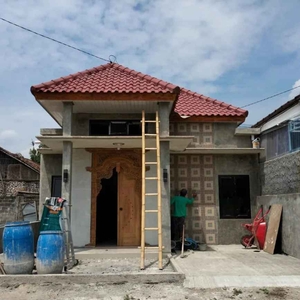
[{"xmin": 31, "ymin": 63, "xmax": 248, "ymax": 123}]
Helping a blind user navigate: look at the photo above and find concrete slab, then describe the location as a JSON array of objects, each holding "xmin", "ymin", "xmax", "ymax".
[
  {"xmin": 173, "ymin": 245, "xmax": 300, "ymax": 288},
  {"xmin": 0, "ymin": 272, "xmax": 184, "ymax": 285},
  {"xmin": 74, "ymin": 247, "xmax": 162, "ymax": 259},
  {"xmin": 0, "ymin": 250, "xmax": 185, "ymax": 285}
]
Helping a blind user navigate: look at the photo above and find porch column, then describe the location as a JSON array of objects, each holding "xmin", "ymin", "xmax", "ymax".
[
  {"xmin": 62, "ymin": 102, "xmax": 73, "ymax": 220},
  {"xmin": 159, "ymin": 102, "xmax": 171, "ymax": 253}
]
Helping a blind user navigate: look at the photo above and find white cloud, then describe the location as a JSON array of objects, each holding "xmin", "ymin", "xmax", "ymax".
[
  {"xmin": 0, "ymin": 0, "xmax": 280, "ymax": 85},
  {"xmin": 0, "ymin": 129, "xmax": 17, "ymax": 140},
  {"xmin": 20, "ymin": 146, "xmax": 32, "ymax": 159},
  {"xmin": 289, "ymin": 79, "xmax": 300, "ymax": 99}
]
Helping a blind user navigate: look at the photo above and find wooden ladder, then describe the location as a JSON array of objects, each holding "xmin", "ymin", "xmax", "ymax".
[{"xmin": 140, "ymin": 110, "xmax": 163, "ymax": 270}]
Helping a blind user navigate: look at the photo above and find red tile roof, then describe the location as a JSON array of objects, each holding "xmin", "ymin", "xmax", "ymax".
[
  {"xmin": 175, "ymin": 88, "xmax": 248, "ymax": 117},
  {"xmin": 31, "ymin": 63, "xmax": 247, "ymax": 118},
  {"xmin": 0, "ymin": 147, "xmax": 40, "ymax": 173},
  {"xmin": 31, "ymin": 63, "xmax": 178, "ymax": 94}
]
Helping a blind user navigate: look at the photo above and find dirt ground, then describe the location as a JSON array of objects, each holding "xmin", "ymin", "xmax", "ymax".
[
  {"xmin": 69, "ymin": 258, "xmax": 174, "ymax": 274},
  {"xmin": 0, "ymin": 282, "xmax": 300, "ymax": 300}
]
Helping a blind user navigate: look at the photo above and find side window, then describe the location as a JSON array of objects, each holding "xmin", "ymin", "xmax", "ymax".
[
  {"xmin": 51, "ymin": 176, "xmax": 62, "ymax": 197},
  {"xmin": 219, "ymin": 175, "xmax": 251, "ymax": 219}
]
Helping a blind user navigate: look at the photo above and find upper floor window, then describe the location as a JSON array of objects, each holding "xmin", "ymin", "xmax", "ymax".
[
  {"xmin": 260, "ymin": 117, "xmax": 300, "ymax": 160},
  {"xmin": 289, "ymin": 118, "xmax": 300, "ymax": 152},
  {"xmin": 89, "ymin": 120, "xmax": 145, "ymax": 136}
]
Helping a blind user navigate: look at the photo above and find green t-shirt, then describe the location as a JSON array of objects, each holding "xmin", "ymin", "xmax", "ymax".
[{"xmin": 171, "ymin": 195, "xmax": 194, "ymax": 217}]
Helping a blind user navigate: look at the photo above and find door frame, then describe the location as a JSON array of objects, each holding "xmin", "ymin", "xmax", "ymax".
[{"xmin": 86, "ymin": 149, "xmax": 142, "ymax": 247}]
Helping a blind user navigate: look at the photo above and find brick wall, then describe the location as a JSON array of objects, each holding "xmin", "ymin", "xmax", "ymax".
[{"xmin": 0, "ymin": 180, "xmax": 39, "ymax": 197}]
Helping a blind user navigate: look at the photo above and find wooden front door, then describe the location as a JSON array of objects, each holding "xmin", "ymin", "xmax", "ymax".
[
  {"xmin": 88, "ymin": 149, "xmax": 141, "ymax": 247},
  {"xmin": 118, "ymin": 169, "xmax": 141, "ymax": 246}
]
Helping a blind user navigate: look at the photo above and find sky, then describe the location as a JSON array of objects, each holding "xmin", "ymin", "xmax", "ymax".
[{"xmin": 0, "ymin": 0, "xmax": 300, "ymax": 157}]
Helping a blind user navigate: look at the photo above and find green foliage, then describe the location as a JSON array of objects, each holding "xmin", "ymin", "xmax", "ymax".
[{"xmin": 29, "ymin": 141, "xmax": 41, "ymax": 164}]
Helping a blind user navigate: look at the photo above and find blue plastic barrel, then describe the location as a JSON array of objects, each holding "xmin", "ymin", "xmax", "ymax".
[
  {"xmin": 36, "ymin": 231, "xmax": 65, "ymax": 274},
  {"xmin": 3, "ymin": 221, "xmax": 34, "ymax": 274}
]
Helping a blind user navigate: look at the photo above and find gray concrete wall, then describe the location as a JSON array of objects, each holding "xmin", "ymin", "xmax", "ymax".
[
  {"xmin": 0, "ymin": 196, "xmax": 16, "ymax": 224},
  {"xmin": 71, "ymin": 149, "xmax": 91, "ymax": 247},
  {"xmin": 257, "ymin": 193, "xmax": 300, "ymax": 259},
  {"xmin": 260, "ymin": 150, "xmax": 300, "ymax": 195},
  {"xmin": 39, "ymin": 154, "xmax": 62, "ymax": 215},
  {"xmin": 214, "ymin": 154, "xmax": 260, "ymax": 244},
  {"xmin": 213, "ymin": 123, "xmax": 251, "ymax": 148}
]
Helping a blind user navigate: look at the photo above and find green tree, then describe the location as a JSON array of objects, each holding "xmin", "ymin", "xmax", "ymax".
[{"xmin": 29, "ymin": 141, "xmax": 40, "ymax": 164}]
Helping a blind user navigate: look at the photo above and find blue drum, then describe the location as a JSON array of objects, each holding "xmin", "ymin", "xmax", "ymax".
[
  {"xmin": 36, "ymin": 231, "xmax": 64, "ymax": 274},
  {"xmin": 3, "ymin": 221, "xmax": 34, "ymax": 274}
]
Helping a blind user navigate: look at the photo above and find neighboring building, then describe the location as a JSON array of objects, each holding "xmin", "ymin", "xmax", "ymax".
[
  {"xmin": 0, "ymin": 147, "xmax": 40, "ymax": 223},
  {"xmin": 253, "ymin": 94, "xmax": 300, "ymax": 259},
  {"xmin": 252, "ymin": 94, "xmax": 300, "ymax": 195},
  {"xmin": 31, "ymin": 63, "xmax": 262, "ymax": 251}
]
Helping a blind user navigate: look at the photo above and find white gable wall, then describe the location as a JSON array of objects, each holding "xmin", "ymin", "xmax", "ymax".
[{"xmin": 261, "ymin": 103, "xmax": 300, "ymax": 132}]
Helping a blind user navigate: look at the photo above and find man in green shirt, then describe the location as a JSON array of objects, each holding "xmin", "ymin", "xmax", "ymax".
[{"xmin": 171, "ymin": 189, "xmax": 197, "ymax": 241}]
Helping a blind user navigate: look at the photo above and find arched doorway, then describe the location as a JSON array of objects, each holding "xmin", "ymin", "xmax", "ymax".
[{"xmin": 89, "ymin": 150, "xmax": 142, "ymax": 247}]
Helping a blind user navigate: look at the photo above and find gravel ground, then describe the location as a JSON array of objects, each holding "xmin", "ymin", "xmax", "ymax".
[
  {"xmin": 0, "ymin": 282, "xmax": 300, "ymax": 300},
  {"xmin": 69, "ymin": 258, "xmax": 174, "ymax": 274}
]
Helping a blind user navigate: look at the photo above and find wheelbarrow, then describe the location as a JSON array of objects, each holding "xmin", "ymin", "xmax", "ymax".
[{"xmin": 241, "ymin": 205, "xmax": 271, "ymax": 249}]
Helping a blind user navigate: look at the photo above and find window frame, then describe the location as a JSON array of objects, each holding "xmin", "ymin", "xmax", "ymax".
[{"xmin": 218, "ymin": 175, "xmax": 251, "ymax": 219}]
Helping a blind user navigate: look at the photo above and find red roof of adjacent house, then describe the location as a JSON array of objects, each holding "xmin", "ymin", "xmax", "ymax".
[
  {"xmin": 0, "ymin": 147, "xmax": 40, "ymax": 173},
  {"xmin": 31, "ymin": 62, "xmax": 247, "ymax": 118}
]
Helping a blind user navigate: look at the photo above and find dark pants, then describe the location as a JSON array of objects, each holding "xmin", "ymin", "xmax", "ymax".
[{"xmin": 171, "ymin": 216, "xmax": 185, "ymax": 241}]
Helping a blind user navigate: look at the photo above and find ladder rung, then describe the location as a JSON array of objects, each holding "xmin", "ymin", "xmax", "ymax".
[
  {"xmin": 145, "ymin": 210, "xmax": 158, "ymax": 213},
  {"xmin": 145, "ymin": 134, "xmax": 156, "ymax": 136},
  {"xmin": 145, "ymin": 193, "xmax": 158, "ymax": 196},
  {"xmin": 145, "ymin": 246, "xmax": 164, "ymax": 249},
  {"xmin": 145, "ymin": 177, "xmax": 158, "ymax": 180},
  {"xmin": 145, "ymin": 227, "xmax": 158, "ymax": 230},
  {"xmin": 144, "ymin": 120, "xmax": 157, "ymax": 123},
  {"xmin": 138, "ymin": 246, "xmax": 165, "ymax": 249},
  {"xmin": 145, "ymin": 148, "xmax": 157, "ymax": 150},
  {"xmin": 145, "ymin": 162, "xmax": 157, "ymax": 165}
]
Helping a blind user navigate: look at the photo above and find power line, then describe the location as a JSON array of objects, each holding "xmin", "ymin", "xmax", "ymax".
[
  {"xmin": 241, "ymin": 85, "xmax": 300, "ymax": 108},
  {"xmin": 0, "ymin": 17, "xmax": 114, "ymax": 63},
  {"xmin": 2, "ymin": 17, "xmax": 300, "ymax": 108}
]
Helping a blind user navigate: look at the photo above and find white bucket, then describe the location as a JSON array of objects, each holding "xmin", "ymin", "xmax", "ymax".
[
  {"xmin": 199, "ymin": 243, "xmax": 207, "ymax": 251},
  {"xmin": 252, "ymin": 138, "xmax": 260, "ymax": 149}
]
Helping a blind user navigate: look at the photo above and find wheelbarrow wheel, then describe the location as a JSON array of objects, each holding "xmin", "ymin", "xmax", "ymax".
[{"xmin": 240, "ymin": 235, "xmax": 253, "ymax": 248}]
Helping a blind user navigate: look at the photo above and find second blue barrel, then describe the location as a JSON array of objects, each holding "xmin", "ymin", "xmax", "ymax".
[
  {"xmin": 36, "ymin": 231, "xmax": 65, "ymax": 274},
  {"xmin": 3, "ymin": 221, "xmax": 34, "ymax": 274}
]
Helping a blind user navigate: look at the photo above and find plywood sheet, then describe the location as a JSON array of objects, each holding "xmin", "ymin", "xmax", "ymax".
[{"xmin": 263, "ymin": 204, "xmax": 282, "ymax": 254}]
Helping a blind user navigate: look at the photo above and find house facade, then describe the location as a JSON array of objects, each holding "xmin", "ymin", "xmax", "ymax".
[
  {"xmin": 0, "ymin": 147, "xmax": 40, "ymax": 224},
  {"xmin": 31, "ymin": 63, "xmax": 262, "ymax": 251}
]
